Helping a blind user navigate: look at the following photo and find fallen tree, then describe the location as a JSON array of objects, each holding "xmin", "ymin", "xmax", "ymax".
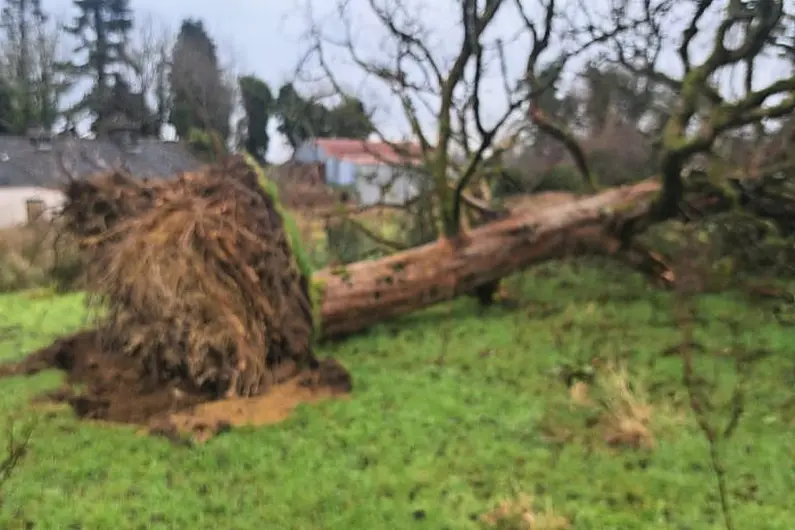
[
  {"xmin": 300, "ymin": 0, "xmax": 794, "ymax": 337},
  {"xmin": 314, "ymin": 169, "xmax": 795, "ymax": 338},
  {"xmin": 314, "ymin": 179, "xmax": 661, "ymax": 337}
]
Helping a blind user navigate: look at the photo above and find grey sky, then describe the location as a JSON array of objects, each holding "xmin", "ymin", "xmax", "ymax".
[
  {"xmin": 42, "ymin": 0, "xmax": 792, "ymax": 163},
  {"xmin": 45, "ymin": 0, "xmax": 301, "ymax": 161},
  {"xmin": 44, "ymin": 0, "xmax": 536, "ymax": 163}
]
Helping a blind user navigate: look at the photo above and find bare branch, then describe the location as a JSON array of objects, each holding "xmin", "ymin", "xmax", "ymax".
[{"xmin": 581, "ymin": 0, "xmax": 795, "ymax": 231}]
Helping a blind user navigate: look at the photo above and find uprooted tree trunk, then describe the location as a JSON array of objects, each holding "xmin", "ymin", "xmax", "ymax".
[
  {"xmin": 314, "ymin": 170, "xmax": 795, "ymax": 338},
  {"xmin": 315, "ymin": 180, "xmax": 665, "ymax": 338}
]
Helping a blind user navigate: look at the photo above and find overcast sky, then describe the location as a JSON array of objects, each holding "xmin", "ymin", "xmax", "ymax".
[
  {"xmin": 44, "ymin": 0, "xmax": 302, "ymax": 161},
  {"xmin": 42, "ymin": 0, "xmax": 608, "ymax": 163},
  {"xmin": 42, "ymin": 0, "xmax": 792, "ymax": 163}
]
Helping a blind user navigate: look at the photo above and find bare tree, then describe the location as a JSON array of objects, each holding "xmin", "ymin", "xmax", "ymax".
[
  {"xmin": 127, "ymin": 11, "xmax": 174, "ymax": 135},
  {"xmin": 288, "ymin": 0, "xmax": 795, "ymax": 338},
  {"xmin": 0, "ymin": 3, "xmax": 69, "ymax": 131},
  {"xmin": 216, "ymin": 37, "xmax": 245, "ymax": 150},
  {"xmin": 296, "ymin": 0, "xmax": 637, "ymax": 237},
  {"xmin": 590, "ymin": 0, "xmax": 795, "ymax": 231}
]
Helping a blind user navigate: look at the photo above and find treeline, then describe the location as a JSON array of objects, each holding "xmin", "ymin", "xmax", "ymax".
[{"xmin": 0, "ymin": 0, "xmax": 374, "ymax": 163}]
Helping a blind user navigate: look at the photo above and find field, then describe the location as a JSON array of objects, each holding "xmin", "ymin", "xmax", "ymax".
[{"xmin": 1, "ymin": 261, "xmax": 793, "ymax": 529}]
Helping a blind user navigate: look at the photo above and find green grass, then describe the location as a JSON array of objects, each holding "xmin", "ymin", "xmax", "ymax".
[{"xmin": 1, "ymin": 261, "xmax": 793, "ymax": 529}]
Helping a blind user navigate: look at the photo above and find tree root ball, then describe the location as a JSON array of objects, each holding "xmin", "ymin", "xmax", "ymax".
[{"xmin": 9, "ymin": 154, "xmax": 352, "ymax": 428}]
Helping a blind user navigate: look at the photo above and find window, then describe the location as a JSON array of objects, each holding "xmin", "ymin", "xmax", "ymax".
[{"xmin": 25, "ymin": 199, "xmax": 46, "ymax": 223}]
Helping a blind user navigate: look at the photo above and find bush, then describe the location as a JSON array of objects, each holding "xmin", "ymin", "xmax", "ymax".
[
  {"xmin": 641, "ymin": 212, "xmax": 795, "ymax": 285},
  {"xmin": 0, "ymin": 223, "xmax": 82, "ymax": 293},
  {"xmin": 532, "ymin": 165, "xmax": 588, "ymax": 193},
  {"xmin": 186, "ymin": 128, "xmax": 226, "ymax": 162},
  {"xmin": 588, "ymin": 147, "xmax": 653, "ymax": 187},
  {"xmin": 324, "ymin": 218, "xmax": 388, "ymax": 264},
  {"xmin": 493, "ymin": 165, "xmax": 587, "ymax": 198}
]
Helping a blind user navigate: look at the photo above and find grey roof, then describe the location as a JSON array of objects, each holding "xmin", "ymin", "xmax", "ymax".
[{"xmin": 0, "ymin": 135, "xmax": 202, "ymax": 188}]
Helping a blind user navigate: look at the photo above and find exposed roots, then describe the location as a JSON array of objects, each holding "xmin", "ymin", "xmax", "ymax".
[{"xmin": 59, "ymin": 155, "xmax": 319, "ymax": 398}]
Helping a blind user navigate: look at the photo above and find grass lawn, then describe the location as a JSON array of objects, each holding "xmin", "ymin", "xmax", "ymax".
[{"xmin": 0, "ymin": 261, "xmax": 793, "ymax": 529}]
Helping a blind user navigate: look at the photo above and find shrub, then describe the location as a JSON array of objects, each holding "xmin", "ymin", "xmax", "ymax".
[
  {"xmin": 491, "ymin": 167, "xmax": 529, "ymax": 198},
  {"xmin": 0, "ymin": 222, "xmax": 82, "ymax": 293},
  {"xmin": 587, "ymin": 147, "xmax": 652, "ymax": 187},
  {"xmin": 324, "ymin": 218, "xmax": 388, "ymax": 264},
  {"xmin": 532, "ymin": 165, "xmax": 588, "ymax": 193},
  {"xmin": 641, "ymin": 212, "xmax": 795, "ymax": 285},
  {"xmin": 493, "ymin": 164, "xmax": 588, "ymax": 198}
]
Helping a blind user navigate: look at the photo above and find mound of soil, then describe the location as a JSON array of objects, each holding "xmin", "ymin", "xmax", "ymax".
[{"xmin": 3, "ymin": 329, "xmax": 350, "ymax": 442}]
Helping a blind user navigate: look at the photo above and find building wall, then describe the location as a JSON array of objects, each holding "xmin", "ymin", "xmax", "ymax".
[
  {"xmin": 355, "ymin": 164, "xmax": 420, "ymax": 206},
  {"xmin": 0, "ymin": 187, "xmax": 65, "ymax": 228},
  {"xmin": 293, "ymin": 142, "xmax": 358, "ymax": 186},
  {"xmin": 293, "ymin": 140, "xmax": 420, "ymax": 205},
  {"xmin": 332, "ymin": 160, "xmax": 357, "ymax": 186},
  {"xmin": 293, "ymin": 142, "xmax": 323, "ymax": 163}
]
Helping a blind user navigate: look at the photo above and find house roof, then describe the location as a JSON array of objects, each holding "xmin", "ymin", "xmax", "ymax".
[
  {"xmin": 0, "ymin": 135, "xmax": 202, "ymax": 188},
  {"xmin": 313, "ymin": 138, "xmax": 423, "ymax": 165}
]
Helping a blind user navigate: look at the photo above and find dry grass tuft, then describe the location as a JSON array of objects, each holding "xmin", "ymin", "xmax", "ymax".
[
  {"xmin": 0, "ymin": 222, "xmax": 81, "ymax": 292},
  {"xmin": 481, "ymin": 493, "xmax": 570, "ymax": 529},
  {"xmin": 565, "ymin": 361, "xmax": 667, "ymax": 450},
  {"xmin": 568, "ymin": 380, "xmax": 593, "ymax": 406},
  {"xmin": 595, "ymin": 361, "xmax": 656, "ymax": 450}
]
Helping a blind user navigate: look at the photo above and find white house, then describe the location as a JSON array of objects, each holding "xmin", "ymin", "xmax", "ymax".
[
  {"xmin": 0, "ymin": 187, "xmax": 66, "ymax": 227},
  {"xmin": 0, "ymin": 128, "xmax": 201, "ymax": 228},
  {"xmin": 293, "ymin": 138, "xmax": 424, "ymax": 205}
]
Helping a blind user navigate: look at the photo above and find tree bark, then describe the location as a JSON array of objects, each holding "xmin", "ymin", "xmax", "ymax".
[{"xmin": 314, "ymin": 180, "xmax": 665, "ymax": 338}]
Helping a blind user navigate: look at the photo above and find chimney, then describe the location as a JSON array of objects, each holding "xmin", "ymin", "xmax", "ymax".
[
  {"xmin": 27, "ymin": 126, "xmax": 53, "ymax": 151},
  {"xmin": 101, "ymin": 113, "xmax": 142, "ymax": 153},
  {"xmin": 110, "ymin": 128, "xmax": 141, "ymax": 153}
]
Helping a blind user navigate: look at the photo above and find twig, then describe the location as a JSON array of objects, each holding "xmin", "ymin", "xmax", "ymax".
[
  {"xmin": 673, "ymin": 237, "xmax": 741, "ymax": 530},
  {"xmin": 0, "ymin": 416, "xmax": 36, "ymax": 490}
]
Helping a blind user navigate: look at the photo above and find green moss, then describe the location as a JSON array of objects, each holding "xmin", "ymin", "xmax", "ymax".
[
  {"xmin": 240, "ymin": 152, "xmax": 313, "ymax": 279},
  {"xmin": 310, "ymin": 277, "xmax": 327, "ymax": 338},
  {"xmin": 186, "ymin": 128, "xmax": 225, "ymax": 161},
  {"xmin": 330, "ymin": 265, "xmax": 350, "ymax": 279}
]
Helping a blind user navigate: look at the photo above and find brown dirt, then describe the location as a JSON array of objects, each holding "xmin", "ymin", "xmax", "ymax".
[{"xmin": 3, "ymin": 329, "xmax": 351, "ymax": 442}]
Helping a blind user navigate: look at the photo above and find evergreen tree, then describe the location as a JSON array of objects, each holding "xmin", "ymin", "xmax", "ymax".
[
  {"xmin": 61, "ymin": 0, "xmax": 133, "ymax": 129},
  {"xmin": 169, "ymin": 18, "xmax": 231, "ymax": 140},
  {"xmin": 238, "ymin": 75, "xmax": 272, "ymax": 162},
  {"xmin": 274, "ymin": 83, "xmax": 374, "ymax": 149},
  {"xmin": 328, "ymin": 96, "xmax": 374, "ymax": 140}
]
